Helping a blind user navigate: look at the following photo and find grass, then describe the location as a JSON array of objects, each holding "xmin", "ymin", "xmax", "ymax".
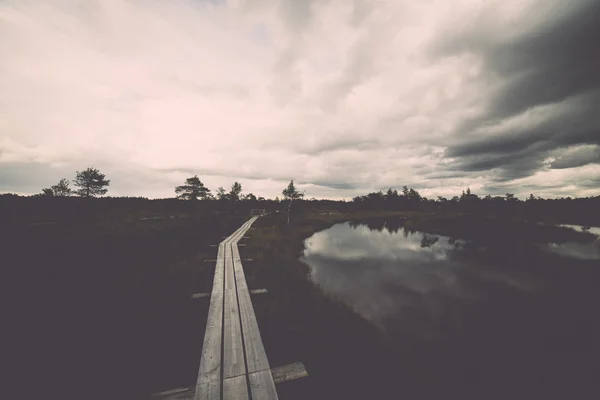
[
  {"xmin": 7, "ymin": 207, "xmax": 598, "ymax": 399},
  {"xmin": 5, "ymin": 213, "xmax": 246, "ymax": 399},
  {"xmin": 239, "ymin": 212, "xmax": 399, "ymax": 400},
  {"xmin": 239, "ymin": 210, "xmax": 600, "ymax": 400}
]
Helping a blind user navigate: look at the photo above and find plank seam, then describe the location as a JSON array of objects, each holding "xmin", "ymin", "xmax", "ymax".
[
  {"xmin": 231, "ymin": 240, "xmax": 254, "ymax": 400},
  {"xmin": 195, "ymin": 217, "xmax": 264, "ymax": 400}
]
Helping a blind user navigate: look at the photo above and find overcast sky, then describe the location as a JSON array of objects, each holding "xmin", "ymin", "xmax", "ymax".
[{"xmin": 1, "ymin": 0, "xmax": 599, "ymax": 199}]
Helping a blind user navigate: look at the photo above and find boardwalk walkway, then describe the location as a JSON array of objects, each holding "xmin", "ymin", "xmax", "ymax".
[{"xmin": 195, "ymin": 217, "xmax": 278, "ymax": 400}]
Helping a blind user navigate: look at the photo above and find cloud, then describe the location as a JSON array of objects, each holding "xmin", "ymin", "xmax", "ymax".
[
  {"xmin": 431, "ymin": 0, "xmax": 600, "ymax": 189},
  {"xmin": 0, "ymin": 0, "xmax": 599, "ymax": 199},
  {"xmin": 550, "ymin": 145, "xmax": 600, "ymax": 170}
]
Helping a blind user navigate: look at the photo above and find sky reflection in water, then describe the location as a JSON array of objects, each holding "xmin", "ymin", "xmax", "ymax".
[
  {"xmin": 302, "ymin": 221, "xmax": 598, "ymax": 335},
  {"xmin": 546, "ymin": 224, "xmax": 600, "ymax": 260}
]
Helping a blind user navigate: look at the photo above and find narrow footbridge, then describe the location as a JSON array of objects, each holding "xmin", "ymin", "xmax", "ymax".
[{"xmin": 195, "ymin": 217, "xmax": 277, "ymax": 400}]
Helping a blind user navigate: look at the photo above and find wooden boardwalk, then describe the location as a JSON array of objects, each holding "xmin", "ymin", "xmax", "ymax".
[{"xmin": 195, "ymin": 217, "xmax": 278, "ymax": 400}]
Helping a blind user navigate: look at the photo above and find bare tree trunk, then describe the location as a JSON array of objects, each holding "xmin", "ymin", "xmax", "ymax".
[{"xmin": 287, "ymin": 200, "xmax": 292, "ymax": 225}]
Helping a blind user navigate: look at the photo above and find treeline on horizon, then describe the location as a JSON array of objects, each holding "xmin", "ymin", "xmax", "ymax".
[
  {"xmin": 1, "ymin": 185, "xmax": 599, "ymax": 225},
  {"xmin": 351, "ymin": 186, "xmax": 600, "ymax": 225},
  {"xmin": 6, "ymin": 165, "xmax": 598, "ymax": 204},
  {"xmin": 0, "ymin": 166, "xmax": 598, "ymax": 224}
]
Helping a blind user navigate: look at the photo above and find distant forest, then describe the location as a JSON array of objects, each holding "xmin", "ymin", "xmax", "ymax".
[
  {"xmin": 1, "ymin": 166, "xmax": 598, "ymax": 224},
  {"xmin": 2, "ymin": 184, "xmax": 599, "ymax": 226}
]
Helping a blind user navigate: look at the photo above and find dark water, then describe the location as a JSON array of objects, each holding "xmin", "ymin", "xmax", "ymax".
[{"xmin": 303, "ymin": 220, "xmax": 600, "ymax": 398}]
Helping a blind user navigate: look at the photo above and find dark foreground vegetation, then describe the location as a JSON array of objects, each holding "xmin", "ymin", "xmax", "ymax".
[
  {"xmin": 4, "ymin": 210, "xmax": 246, "ymax": 399},
  {"xmin": 2, "ymin": 191, "xmax": 599, "ymax": 399},
  {"xmin": 243, "ymin": 211, "xmax": 600, "ymax": 400}
]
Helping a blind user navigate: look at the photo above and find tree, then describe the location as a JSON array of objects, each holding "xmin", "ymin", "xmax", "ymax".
[
  {"xmin": 229, "ymin": 182, "xmax": 242, "ymax": 202},
  {"xmin": 216, "ymin": 187, "xmax": 229, "ymax": 200},
  {"xmin": 244, "ymin": 193, "xmax": 257, "ymax": 201},
  {"xmin": 505, "ymin": 193, "xmax": 517, "ymax": 202},
  {"xmin": 41, "ymin": 188, "xmax": 54, "ymax": 196},
  {"xmin": 282, "ymin": 180, "xmax": 304, "ymax": 225},
  {"xmin": 460, "ymin": 187, "xmax": 478, "ymax": 202},
  {"xmin": 74, "ymin": 168, "xmax": 110, "ymax": 198},
  {"xmin": 408, "ymin": 188, "xmax": 421, "ymax": 201},
  {"xmin": 52, "ymin": 178, "xmax": 72, "ymax": 196},
  {"xmin": 175, "ymin": 175, "xmax": 211, "ymax": 200}
]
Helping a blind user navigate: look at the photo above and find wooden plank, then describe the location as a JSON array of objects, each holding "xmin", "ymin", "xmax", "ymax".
[
  {"xmin": 249, "ymin": 370, "xmax": 278, "ymax": 400},
  {"xmin": 155, "ymin": 387, "xmax": 189, "ymax": 396},
  {"xmin": 197, "ymin": 222, "xmax": 246, "ymax": 386},
  {"xmin": 223, "ymin": 287, "xmax": 245, "ymax": 378},
  {"xmin": 194, "ymin": 381, "xmax": 219, "ymax": 400},
  {"xmin": 249, "ymin": 288, "xmax": 268, "ymax": 295},
  {"xmin": 194, "ymin": 216, "xmax": 269, "ymax": 400},
  {"xmin": 212, "ymin": 254, "xmax": 225, "ymax": 291},
  {"xmin": 237, "ymin": 288, "xmax": 270, "ymax": 373},
  {"xmin": 232, "ymin": 245, "xmax": 271, "ymax": 374},
  {"xmin": 231, "ymin": 221, "xmax": 252, "ymax": 243},
  {"xmin": 222, "ymin": 375, "xmax": 249, "ymax": 400},
  {"xmin": 153, "ymin": 386, "xmax": 192, "ymax": 399},
  {"xmin": 224, "ymin": 246, "xmax": 236, "ymax": 291},
  {"xmin": 197, "ymin": 284, "xmax": 223, "ymax": 384},
  {"xmin": 190, "ymin": 288, "xmax": 262, "ymax": 299},
  {"xmin": 196, "ymin": 246, "xmax": 226, "ymax": 385},
  {"xmin": 271, "ymin": 362, "xmax": 308, "ymax": 384}
]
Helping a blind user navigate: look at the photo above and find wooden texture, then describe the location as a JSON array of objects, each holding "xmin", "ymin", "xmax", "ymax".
[
  {"xmin": 223, "ymin": 376, "xmax": 249, "ymax": 400},
  {"xmin": 249, "ymin": 370, "xmax": 278, "ymax": 400},
  {"xmin": 195, "ymin": 216, "xmax": 279, "ymax": 400},
  {"xmin": 223, "ymin": 226, "xmax": 245, "ymax": 379},
  {"xmin": 223, "ymin": 288, "xmax": 245, "ymax": 379},
  {"xmin": 232, "ymin": 244, "xmax": 270, "ymax": 374},
  {"xmin": 249, "ymin": 289, "xmax": 268, "ymax": 295},
  {"xmin": 271, "ymin": 362, "xmax": 308, "ymax": 384},
  {"xmin": 153, "ymin": 387, "xmax": 194, "ymax": 400},
  {"xmin": 196, "ymin": 259, "xmax": 224, "ymax": 384},
  {"xmin": 195, "ymin": 382, "xmax": 219, "ymax": 400}
]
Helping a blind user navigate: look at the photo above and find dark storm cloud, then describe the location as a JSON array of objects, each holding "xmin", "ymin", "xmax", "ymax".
[
  {"xmin": 550, "ymin": 145, "xmax": 600, "ymax": 169},
  {"xmin": 433, "ymin": 0, "xmax": 600, "ymax": 181},
  {"xmin": 579, "ymin": 176, "xmax": 600, "ymax": 189},
  {"xmin": 485, "ymin": 2, "xmax": 600, "ymax": 121},
  {"xmin": 480, "ymin": 182, "xmax": 566, "ymax": 196},
  {"xmin": 433, "ymin": 0, "xmax": 600, "ymax": 121},
  {"xmin": 301, "ymin": 181, "xmax": 359, "ymax": 190},
  {"xmin": 2, "ymin": 0, "xmax": 598, "ymax": 199},
  {"xmin": 453, "ymin": 151, "xmax": 546, "ymax": 181},
  {"xmin": 448, "ymin": 92, "xmax": 600, "ymax": 158},
  {"xmin": 297, "ymin": 137, "xmax": 381, "ymax": 156},
  {"xmin": 447, "ymin": 92, "xmax": 600, "ymax": 179}
]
